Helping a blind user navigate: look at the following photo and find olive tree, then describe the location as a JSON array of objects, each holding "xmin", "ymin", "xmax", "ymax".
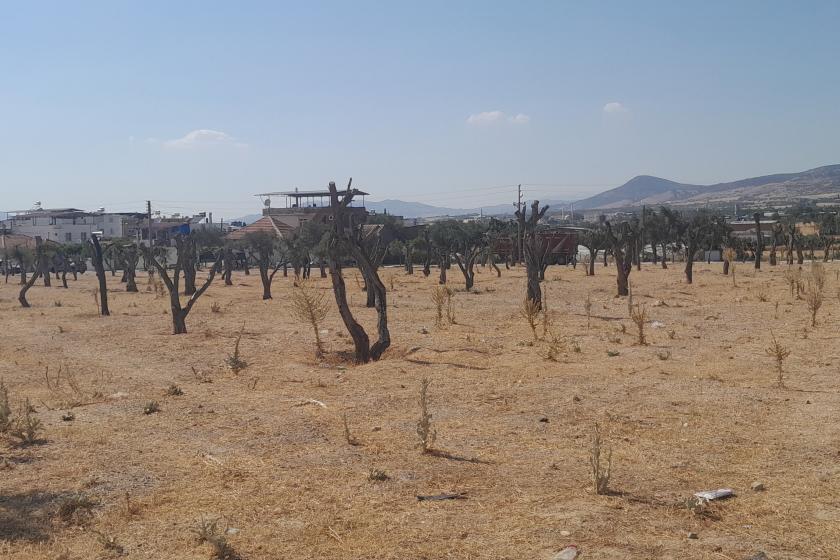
[
  {"xmin": 325, "ymin": 180, "xmax": 390, "ymax": 363},
  {"xmin": 142, "ymin": 235, "xmax": 222, "ymax": 334}
]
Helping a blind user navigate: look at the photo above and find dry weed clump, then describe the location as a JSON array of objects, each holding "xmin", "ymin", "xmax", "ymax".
[
  {"xmin": 656, "ymin": 350, "xmax": 672, "ymax": 361},
  {"xmin": 416, "ymin": 377, "xmax": 436, "ymax": 453},
  {"xmin": 542, "ymin": 330, "xmax": 567, "ymax": 362},
  {"xmin": 343, "ymin": 412, "xmax": 359, "ymax": 446},
  {"xmin": 290, "ymin": 279, "xmax": 330, "ymax": 357},
  {"xmin": 590, "ymin": 422, "xmax": 612, "ymax": 495},
  {"xmin": 810, "ymin": 261, "xmax": 826, "ymax": 292},
  {"xmin": 584, "ymin": 292, "xmax": 592, "ymax": 329},
  {"xmin": 431, "ymin": 285, "xmax": 455, "ymax": 328},
  {"xmin": 765, "ymin": 332, "xmax": 791, "ymax": 388},
  {"xmin": 56, "ymin": 493, "xmax": 97, "ymax": 524},
  {"xmin": 784, "ymin": 268, "xmax": 802, "ymax": 299},
  {"xmin": 541, "ymin": 285, "xmax": 551, "ymax": 338},
  {"xmin": 723, "ymin": 247, "xmax": 737, "ymax": 286},
  {"xmin": 193, "ymin": 517, "xmax": 240, "ymax": 560},
  {"xmin": 165, "ymin": 384, "xmax": 184, "ymax": 397},
  {"xmin": 0, "ymin": 379, "xmax": 11, "ymax": 433},
  {"xmin": 95, "ymin": 532, "xmax": 124, "ymax": 555},
  {"xmin": 630, "ymin": 303, "xmax": 648, "ymax": 345},
  {"xmin": 43, "ymin": 365, "xmax": 91, "ymax": 409},
  {"xmin": 368, "ymin": 468, "xmax": 390, "ymax": 482},
  {"xmin": 804, "ymin": 264, "xmax": 825, "ymax": 327},
  {"xmin": 10, "ymin": 398, "xmax": 43, "ymax": 445},
  {"xmin": 520, "ymin": 298, "xmax": 541, "ymax": 340},
  {"xmin": 225, "ymin": 325, "xmax": 248, "ymax": 374},
  {"xmin": 143, "ymin": 401, "xmax": 161, "ymax": 415}
]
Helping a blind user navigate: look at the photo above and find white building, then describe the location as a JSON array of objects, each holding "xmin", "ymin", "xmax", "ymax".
[{"xmin": 0, "ymin": 208, "xmax": 142, "ymax": 244}]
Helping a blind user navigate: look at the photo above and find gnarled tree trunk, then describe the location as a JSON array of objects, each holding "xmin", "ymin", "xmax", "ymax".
[{"xmin": 90, "ymin": 235, "xmax": 110, "ymax": 316}]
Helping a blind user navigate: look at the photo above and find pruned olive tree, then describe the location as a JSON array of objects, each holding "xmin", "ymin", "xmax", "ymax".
[
  {"xmin": 667, "ymin": 209, "xmax": 716, "ymax": 285},
  {"xmin": 142, "ymin": 235, "xmax": 222, "ymax": 334},
  {"xmin": 18, "ymin": 237, "xmax": 44, "ymax": 308},
  {"xmin": 604, "ymin": 219, "xmax": 636, "ymax": 297},
  {"xmin": 245, "ymin": 230, "xmax": 284, "ymax": 300},
  {"xmin": 326, "ymin": 179, "xmax": 390, "ymax": 363},
  {"xmin": 579, "ymin": 226, "xmax": 607, "ymax": 276},
  {"xmin": 428, "ymin": 221, "xmax": 456, "ymax": 285},
  {"xmin": 515, "ymin": 200, "xmax": 550, "ymax": 309},
  {"xmin": 452, "ymin": 221, "xmax": 488, "ymax": 291},
  {"xmin": 753, "ymin": 212, "xmax": 763, "ymax": 269},
  {"xmin": 89, "ymin": 234, "xmax": 110, "ymax": 316}
]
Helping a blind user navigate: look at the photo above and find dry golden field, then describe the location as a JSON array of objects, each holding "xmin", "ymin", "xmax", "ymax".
[{"xmin": 1, "ymin": 261, "xmax": 839, "ymax": 559}]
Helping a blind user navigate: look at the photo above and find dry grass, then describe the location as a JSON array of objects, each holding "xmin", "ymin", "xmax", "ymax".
[
  {"xmin": 520, "ymin": 297, "xmax": 541, "ymax": 340},
  {"xmin": 1, "ymin": 263, "xmax": 839, "ymax": 559},
  {"xmin": 590, "ymin": 422, "xmax": 612, "ymax": 495},
  {"xmin": 290, "ymin": 279, "xmax": 330, "ymax": 357},
  {"xmin": 430, "ymin": 285, "xmax": 455, "ymax": 328},
  {"xmin": 723, "ymin": 247, "xmax": 737, "ymax": 286},
  {"xmin": 765, "ymin": 331, "xmax": 792, "ymax": 388},
  {"xmin": 224, "ymin": 325, "xmax": 248, "ymax": 373},
  {"xmin": 629, "ymin": 303, "xmax": 648, "ymax": 345},
  {"xmin": 416, "ymin": 377, "xmax": 436, "ymax": 453}
]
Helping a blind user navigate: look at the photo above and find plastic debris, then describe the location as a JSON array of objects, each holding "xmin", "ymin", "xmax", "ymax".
[
  {"xmin": 651, "ymin": 320, "xmax": 666, "ymax": 328},
  {"xmin": 693, "ymin": 488, "xmax": 735, "ymax": 502},
  {"xmin": 554, "ymin": 545, "xmax": 579, "ymax": 560}
]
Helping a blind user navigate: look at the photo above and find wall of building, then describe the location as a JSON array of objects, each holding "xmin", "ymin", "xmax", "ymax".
[{"xmin": 1, "ymin": 213, "xmax": 131, "ymax": 244}]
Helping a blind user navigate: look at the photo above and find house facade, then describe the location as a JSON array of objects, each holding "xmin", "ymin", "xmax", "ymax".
[{"xmin": 0, "ymin": 208, "xmax": 143, "ymax": 244}]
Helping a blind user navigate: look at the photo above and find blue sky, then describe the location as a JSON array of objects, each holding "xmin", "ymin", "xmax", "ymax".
[{"xmin": 2, "ymin": 1, "xmax": 839, "ymax": 217}]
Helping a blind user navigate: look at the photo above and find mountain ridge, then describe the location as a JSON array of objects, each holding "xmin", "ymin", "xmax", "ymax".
[{"xmin": 574, "ymin": 164, "xmax": 840, "ymax": 210}]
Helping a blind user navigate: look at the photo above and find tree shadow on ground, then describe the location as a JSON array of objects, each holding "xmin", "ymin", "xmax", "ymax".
[{"xmin": 0, "ymin": 490, "xmax": 68, "ymax": 542}]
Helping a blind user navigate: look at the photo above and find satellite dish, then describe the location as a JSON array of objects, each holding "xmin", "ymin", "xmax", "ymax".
[{"xmin": 264, "ymin": 197, "xmax": 271, "ymax": 207}]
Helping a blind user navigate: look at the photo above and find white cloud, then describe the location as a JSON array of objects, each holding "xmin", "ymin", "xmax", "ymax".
[
  {"xmin": 163, "ymin": 129, "xmax": 246, "ymax": 149},
  {"xmin": 507, "ymin": 113, "xmax": 530, "ymax": 124},
  {"xmin": 603, "ymin": 102, "xmax": 628, "ymax": 114},
  {"xmin": 466, "ymin": 110, "xmax": 530, "ymax": 125}
]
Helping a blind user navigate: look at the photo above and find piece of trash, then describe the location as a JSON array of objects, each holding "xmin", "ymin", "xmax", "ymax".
[
  {"xmin": 109, "ymin": 391, "xmax": 129, "ymax": 399},
  {"xmin": 750, "ymin": 481, "xmax": 766, "ymax": 492},
  {"xmin": 416, "ymin": 492, "xmax": 468, "ymax": 501},
  {"xmin": 687, "ymin": 531, "xmax": 699, "ymax": 539},
  {"xmin": 693, "ymin": 488, "xmax": 735, "ymax": 502},
  {"xmin": 553, "ymin": 545, "xmax": 579, "ymax": 560},
  {"xmin": 651, "ymin": 320, "xmax": 666, "ymax": 328}
]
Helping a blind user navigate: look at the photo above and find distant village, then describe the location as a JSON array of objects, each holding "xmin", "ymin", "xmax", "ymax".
[{"xmin": 0, "ymin": 187, "xmax": 834, "ymax": 271}]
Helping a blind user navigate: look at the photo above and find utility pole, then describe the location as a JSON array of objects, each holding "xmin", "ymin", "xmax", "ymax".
[
  {"xmin": 517, "ymin": 184, "xmax": 524, "ymax": 264},
  {"xmin": 146, "ymin": 200, "xmax": 152, "ymax": 248}
]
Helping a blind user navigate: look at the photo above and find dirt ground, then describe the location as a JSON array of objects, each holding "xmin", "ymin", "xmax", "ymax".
[{"xmin": 1, "ymin": 260, "xmax": 839, "ymax": 559}]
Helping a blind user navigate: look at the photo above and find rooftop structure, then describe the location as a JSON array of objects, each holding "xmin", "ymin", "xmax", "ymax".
[
  {"xmin": 254, "ymin": 187, "xmax": 370, "ymax": 229},
  {"xmin": 255, "ymin": 188, "xmax": 369, "ymax": 210},
  {"xmin": 225, "ymin": 216, "xmax": 295, "ymax": 241}
]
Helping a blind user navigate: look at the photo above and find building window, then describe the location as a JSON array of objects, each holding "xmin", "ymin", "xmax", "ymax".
[
  {"xmin": 65, "ymin": 232, "xmax": 72, "ymax": 242},
  {"xmin": 80, "ymin": 232, "xmax": 87, "ymax": 242}
]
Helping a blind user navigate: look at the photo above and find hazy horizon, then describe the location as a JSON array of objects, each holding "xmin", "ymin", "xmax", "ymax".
[{"xmin": 2, "ymin": 1, "xmax": 839, "ymax": 218}]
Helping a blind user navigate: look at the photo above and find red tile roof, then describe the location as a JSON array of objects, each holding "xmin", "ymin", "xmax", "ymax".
[{"xmin": 225, "ymin": 216, "xmax": 295, "ymax": 241}]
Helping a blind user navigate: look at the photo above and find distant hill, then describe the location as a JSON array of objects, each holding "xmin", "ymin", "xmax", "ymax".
[{"xmin": 575, "ymin": 164, "xmax": 840, "ymax": 210}]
